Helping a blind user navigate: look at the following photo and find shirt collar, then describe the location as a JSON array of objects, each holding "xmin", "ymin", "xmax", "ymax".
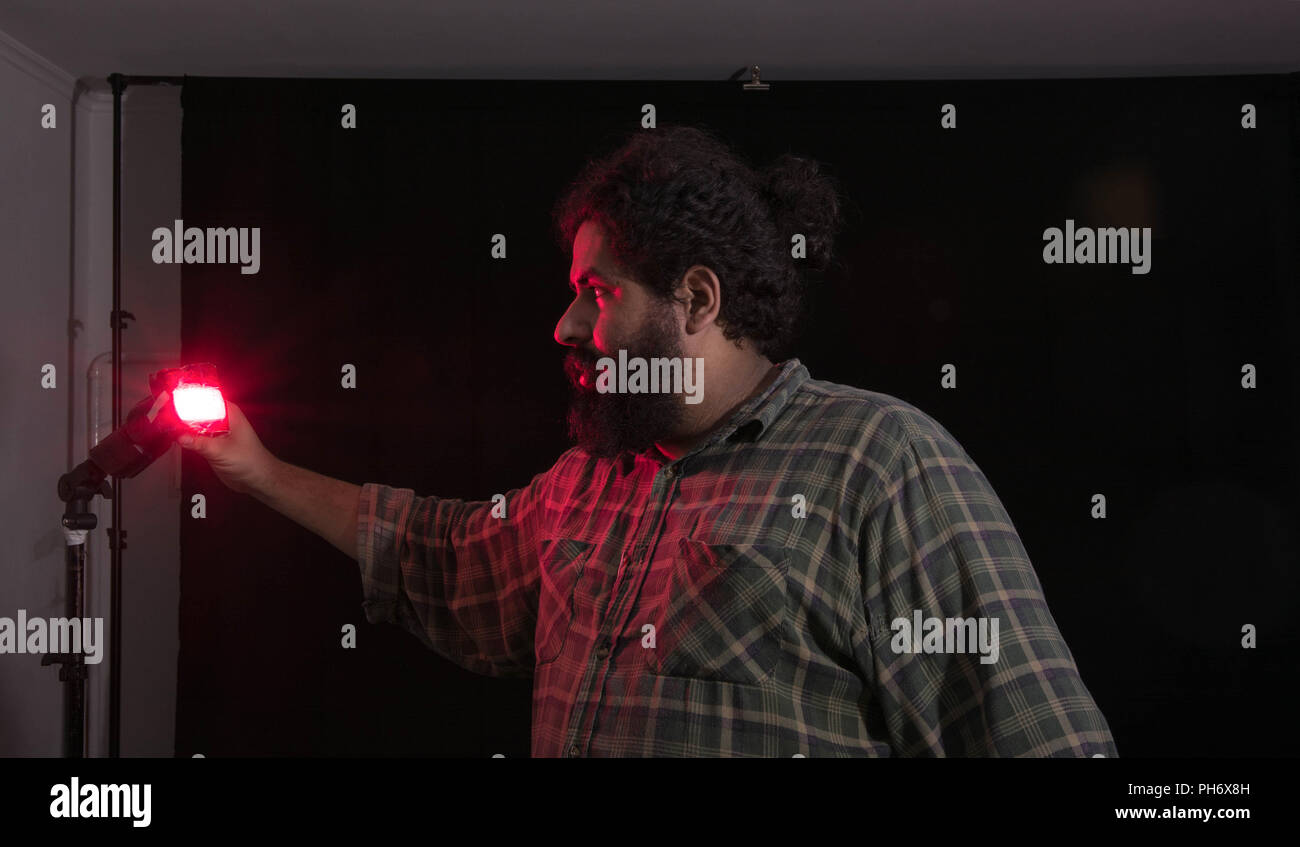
[
  {"xmin": 627, "ymin": 358, "xmax": 809, "ymax": 471},
  {"xmin": 721, "ymin": 357, "xmax": 808, "ymax": 445}
]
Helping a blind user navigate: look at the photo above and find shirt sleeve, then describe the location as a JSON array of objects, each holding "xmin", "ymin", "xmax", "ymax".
[
  {"xmin": 855, "ymin": 426, "xmax": 1118, "ymax": 757},
  {"xmin": 355, "ymin": 467, "xmax": 552, "ymax": 679}
]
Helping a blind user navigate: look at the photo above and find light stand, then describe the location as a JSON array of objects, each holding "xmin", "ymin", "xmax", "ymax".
[{"xmin": 50, "ymin": 363, "xmax": 228, "ymax": 757}]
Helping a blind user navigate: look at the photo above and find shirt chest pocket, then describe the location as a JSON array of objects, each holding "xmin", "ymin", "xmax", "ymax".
[
  {"xmin": 535, "ymin": 536, "xmax": 595, "ymax": 665},
  {"xmin": 645, "ymin": 538, "xmax": 791, "ymax": 686}
]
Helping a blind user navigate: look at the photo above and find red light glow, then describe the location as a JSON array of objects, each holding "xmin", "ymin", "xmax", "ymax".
[{"xmin": 172, "ymin": 384, "xmax": 226, "ymax": 423}]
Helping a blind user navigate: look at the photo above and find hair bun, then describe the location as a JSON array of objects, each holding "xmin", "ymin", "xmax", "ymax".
[{"xmin": 761, "ymin": 154, "xmax": 844, "ymax": 273}]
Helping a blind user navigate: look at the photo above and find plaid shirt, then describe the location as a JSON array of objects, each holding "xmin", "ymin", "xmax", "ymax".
[{"xmin": 357, "ymin": 358, "xmax": 1117, "ymax": 757}]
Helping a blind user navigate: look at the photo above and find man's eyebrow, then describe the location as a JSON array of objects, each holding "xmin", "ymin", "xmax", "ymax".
[{"xmin": 569, "ymin": 268, "xmax": 615, "ymax": 290}]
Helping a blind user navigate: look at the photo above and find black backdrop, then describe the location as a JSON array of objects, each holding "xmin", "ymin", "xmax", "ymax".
[{"xmin": 177, "ymin": 75, "xmax": 1300, "ymax": 757}]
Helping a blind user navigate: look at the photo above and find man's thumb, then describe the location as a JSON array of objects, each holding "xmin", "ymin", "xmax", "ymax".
[{"xmin": 178, "ymin": 434, "xmax": 196, "ymax": 449}]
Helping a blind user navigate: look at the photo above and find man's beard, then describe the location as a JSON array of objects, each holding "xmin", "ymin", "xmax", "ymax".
[{"xmin": 563, "ymin": 303, "xmax": 687, "ymax": 459}]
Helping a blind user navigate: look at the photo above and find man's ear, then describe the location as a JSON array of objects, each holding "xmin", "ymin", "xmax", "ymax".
[{"xmin": 681, "ymin": 265, "xmax": 721, "ymax": 335}]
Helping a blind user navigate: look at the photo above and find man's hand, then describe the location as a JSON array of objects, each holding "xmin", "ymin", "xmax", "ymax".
[{"xmin": 177, "ymin": 400, "xmax": 278, "ymax": 495}]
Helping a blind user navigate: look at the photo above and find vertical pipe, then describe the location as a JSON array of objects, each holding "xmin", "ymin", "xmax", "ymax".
[
  {"xmin": 65, "ymin": 80, "xmax": 86, "ymax": 760},
  {"xmin": 66, "ymin": 542, "xmax": 85, "ymax": 757},
  {"xmin": 108, "ymin": 72, "xmax": 124, "ymax": 758}
]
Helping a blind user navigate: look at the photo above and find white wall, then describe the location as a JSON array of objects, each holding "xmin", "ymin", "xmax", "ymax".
[
  {"xmin": 0, "ymin": 27, "xmax": 77, "ymax": 757},
  {"xmin": 0, "ymin": 28, "xmax": 181, "ymax": 756}
]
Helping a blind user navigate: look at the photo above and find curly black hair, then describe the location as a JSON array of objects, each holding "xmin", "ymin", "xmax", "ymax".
[{"xmin": 551, "ymin": 124, "xmax": 845, "ymax": 361}]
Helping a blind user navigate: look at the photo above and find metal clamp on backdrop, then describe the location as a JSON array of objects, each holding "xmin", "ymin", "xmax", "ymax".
[{"xmin": 729, "ymin": 64, "xmax": 770, "ymax": 91}]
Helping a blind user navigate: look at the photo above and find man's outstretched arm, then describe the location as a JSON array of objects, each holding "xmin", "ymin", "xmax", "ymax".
[
  {"xmin": 178, "ymin": 401, "xmax": 361, "ymax": 560},
  {"xmin": 180, "ymin": 400, "xmax": 552, "ymax": 678}
]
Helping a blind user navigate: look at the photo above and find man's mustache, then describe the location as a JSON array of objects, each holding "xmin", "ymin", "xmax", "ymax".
[{"xmin": 563, "ymin": 349, "xmax": 602, "ymax": 389}]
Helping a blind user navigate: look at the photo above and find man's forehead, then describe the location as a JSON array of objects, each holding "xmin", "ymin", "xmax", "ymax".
[
  {"xmin": 572, "ymin": 220, "xmax": 602, "ymax": 259},
  {"xmin": 570, "ymin": 221, "xmax": 619, "ymax": 285},
  {"xmin": 574, "ymin": 218, "xmax": 606, "ymax": 251}
]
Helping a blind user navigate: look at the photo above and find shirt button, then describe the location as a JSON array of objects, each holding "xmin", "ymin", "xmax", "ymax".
[
  {"xmin": 568, "ymin": 745, "xmax": 581, "ymax": 758},
  {"xmin": 596, "ymin": 644, "xmax": 610, "ymax": 659}
]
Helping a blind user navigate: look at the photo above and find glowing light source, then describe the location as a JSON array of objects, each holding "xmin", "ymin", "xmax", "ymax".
[
  {"xmin": 172, "ymin": 384, "xmax": 226, "ymax": 424},
  {"xmin": 149, "ymin": 362, "xmax": 230, "ymax": 437}
]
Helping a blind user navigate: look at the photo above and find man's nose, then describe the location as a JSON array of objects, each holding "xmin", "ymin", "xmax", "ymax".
[{"xmin": 554, "ymin": 297, "xmax": 590, "ymax": 347}]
